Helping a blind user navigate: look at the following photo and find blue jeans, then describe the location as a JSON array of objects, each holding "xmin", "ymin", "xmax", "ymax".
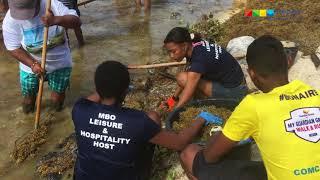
[{"xmin": 211, "ymin": 81, "xmax": 248, "ymax": 101}]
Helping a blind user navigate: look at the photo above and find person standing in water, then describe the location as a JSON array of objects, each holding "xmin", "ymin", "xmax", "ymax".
[
  {"xmin": 58, "ymin": 0, "xmax": 85, "ymax": 47},
  {"xmin": 135, "ymin": 0, "xmax": 150, "ymax": 13},
  {"xmin": 2, "ymin": 0, "xmax": 81, "ymax": 113},
  {"xmin": 162, "ymin": 27, "xmax": 247, "ymax": 110}
]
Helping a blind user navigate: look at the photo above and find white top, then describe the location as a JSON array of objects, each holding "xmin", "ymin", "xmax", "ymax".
[{"xmin": 2, "ymin": 0, "xmax": 78, "ymax": 73}]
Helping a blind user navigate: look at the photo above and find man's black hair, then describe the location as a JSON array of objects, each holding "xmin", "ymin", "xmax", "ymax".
[
  {"xmin": 246, "ymin": 35, "xmax": 288, "ymax": 77},
  {"xmin": 94, "ymin": 61, "xmax": 130, "ymax": 99},
  {"xmin": 164, "ymin": 27, "xmax": 202, "ymax": 44}
]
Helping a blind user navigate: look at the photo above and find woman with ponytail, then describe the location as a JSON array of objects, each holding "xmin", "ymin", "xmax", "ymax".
[{"xmin": 162, "ymin": 27, "xmax": 248, "ymax": 110}]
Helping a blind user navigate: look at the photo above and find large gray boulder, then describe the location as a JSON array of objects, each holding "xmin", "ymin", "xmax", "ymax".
[
  {"xmin": 226, "ymin": 36, "xmax": 255, "ymax": 60},
  {"xmin": 289, "ymin": 55, "xmax": 320, "ymax": 89},
  {"xmin": 240, "ymin": 51, "xmax": 320, "ymax": 92}
]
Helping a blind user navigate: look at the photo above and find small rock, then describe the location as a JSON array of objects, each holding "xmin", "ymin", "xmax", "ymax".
[
  {"xmin": 208, "ymin": 12, "xmax": 214, "ymax": 19},
  {"xmin": 226, "ymin": 36, "xmax": 255, "ymax": 60},
  {"xmin": 170, "ymin": 12, "xmax": 181, "ymax": 19},
  {"xmin": 147, "ymin": 69, "xmax": 155, "ymax": 75},
  {"xmin": 281, "ymin": 41, "xmax": 297, "ymax": 48}
]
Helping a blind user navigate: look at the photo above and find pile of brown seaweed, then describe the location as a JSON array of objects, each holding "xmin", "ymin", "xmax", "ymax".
[
  {"xmin": 36, "ymin": 133, "xmax": 77, "ymax": 179},
  {"xmin": 172, "ymin": 105, "xmax": 232, "ymax": 141},
  {"xmin": 11, "ymin": 113, "xmax": 54, "ymax": 164}
]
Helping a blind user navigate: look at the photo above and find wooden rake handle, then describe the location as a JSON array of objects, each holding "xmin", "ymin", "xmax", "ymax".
[
  {"xmin": 78, "ymin": 0, "xmax": 96, "ymax": 7},
  {"xmin": 34, "ymin": 0, "xmax": 52, "ymax": 130},
  {"xmin": 127, "ymin": 60, "xmax": 187, "ymax": 69}
]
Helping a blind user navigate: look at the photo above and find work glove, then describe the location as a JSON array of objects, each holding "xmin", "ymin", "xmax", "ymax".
[
  {"xmin": 166, "ymin": 96, "xmax": 176, "ymax": 111},
  {"xmin": 196, "ymin": 111, "xmax": 223, "ymax": 126},
  {"xmin": 160, "ymin": 96, "xmax": 178, "ymax": 112},
  {"xmin": 159, "ymin": 96, "xmax": 177, "ymax": 112}
]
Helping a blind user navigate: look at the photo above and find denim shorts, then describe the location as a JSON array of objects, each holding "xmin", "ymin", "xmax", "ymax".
[
  {"xmin": 19, "ymin": 67, "xmax": 72, "ymax": 96},
  {"xmin": 212, "ymin": 81, "xmax": 248, "ymax": 101}
]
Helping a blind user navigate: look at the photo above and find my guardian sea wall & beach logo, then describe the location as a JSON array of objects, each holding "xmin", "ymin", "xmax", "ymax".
[{"xmin": 285, "ymin": 107, "xmax": 320, "ymax": 143}]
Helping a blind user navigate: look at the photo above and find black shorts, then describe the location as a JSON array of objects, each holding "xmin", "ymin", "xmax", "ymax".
[
  {"xmin": 135, "ymin": 143, "xmax": 155, "ymax": 180},
  {"xmin": 192, "ymin": 151, "xmax": 267, "ymax": 180}
]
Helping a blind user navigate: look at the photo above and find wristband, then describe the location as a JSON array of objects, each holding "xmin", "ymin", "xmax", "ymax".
[{"xmin": 31, "ymin": 61, "xmax": 39, "ymax": 69}]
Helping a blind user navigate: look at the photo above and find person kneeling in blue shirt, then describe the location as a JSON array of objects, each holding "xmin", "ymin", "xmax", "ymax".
[
  {"xmin": 162, "ymin": 27, "xmax": 248, "ymax": 111},
  {"xmin": 72, "ymin": 61, "xmax": 216, "ymax": 180}
]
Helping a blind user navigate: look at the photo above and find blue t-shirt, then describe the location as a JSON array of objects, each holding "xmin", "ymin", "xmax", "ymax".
[
  {"xmin": 72, "ymin": 98, "xmax": 160, "ymax": 180},
  {"xmin": 188, "ymin": 40, "xmax": 244, "ymax": 88}
]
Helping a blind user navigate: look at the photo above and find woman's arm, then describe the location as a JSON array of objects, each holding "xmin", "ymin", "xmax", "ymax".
[{"xmin": 173, "ymin": 86, "xmax": 183, "ymax": 99}]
